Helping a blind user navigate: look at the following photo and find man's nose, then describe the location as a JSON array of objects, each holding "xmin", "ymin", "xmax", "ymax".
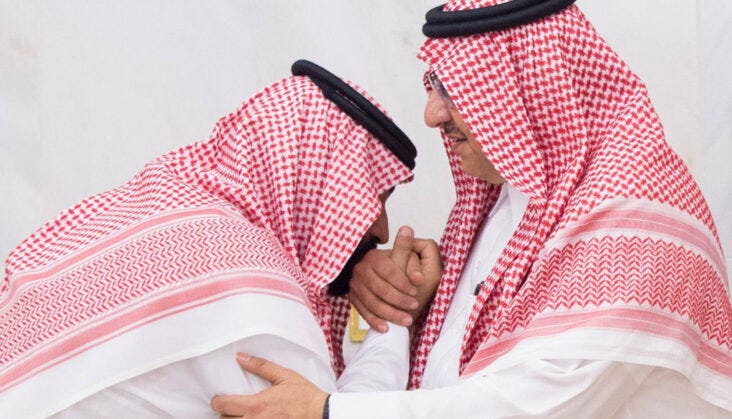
[{"xmin": 424, "ymin": 90, "xmax": 452, "ymax": 128}]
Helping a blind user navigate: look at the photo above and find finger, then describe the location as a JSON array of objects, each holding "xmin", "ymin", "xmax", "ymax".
[
  {"xmin": 370, "ymin": 258, "xmax": 417, "ymax": 297},
  {"xmin": 350, "ymin": 280, "xmax": 387, "ymax": 332},
  {"xmin": 359, "ymin": 268, "xmax": 418, "ymax": 311},
  {"xmin": 390, "ymin": 226, "xmax": 414, "ymax": 272},
  {"xmin": 350, "ymin": 297, "xmax": 387, "ymax": 333},
  {"xmin": 353, "ymin": 250, "xmax": 417, "ymax": 297},
  {"xmin": 413, "ymin": 238, "xmax": 442, "ymax": 270},
  {"xmin": 352, "ymin": 276, "xmax": 413, "ymax": 326},
  {"xmin": 236, "ymin": 354, "xmax": 293, "ymax": 384},
  {"xmin": 211, "ymin": 395, "xmax": 251, "ymax": 416},
  {"xmin": 351, "ymin": 277, "xmax": 406, "ymax": 330},
  {"xmin": 406, "ymin": 252, "xmax": 424, "ymax": 286}
]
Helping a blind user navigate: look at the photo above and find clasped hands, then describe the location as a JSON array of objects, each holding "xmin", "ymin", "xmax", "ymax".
[
  {"xmin": 211, "ymin": 226, "xmax": 442, "ymax": 418},
  {"xmin": 350, "ymin": 225, "xmax": 442, "ymax": 332}
]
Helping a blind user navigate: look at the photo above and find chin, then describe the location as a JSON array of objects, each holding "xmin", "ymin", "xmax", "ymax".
[
  {"xmin": 462, "ymin": 166, "xmax": 503, "ymax": 184},
  {"xmin": 459, "ymin": 163, "xmax": 474, "ymax": 178},
  {"xmin": 462, "ymin": 168, "xmax": 484, "ymax": 180},
  {"xmin": 483, "ymin": 172, "xmax": 506, "ymax": 184}
]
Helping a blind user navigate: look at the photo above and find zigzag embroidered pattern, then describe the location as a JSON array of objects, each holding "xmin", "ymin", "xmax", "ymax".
[
  {"xmin": 463, "ymin": 235, "xmax": 732, "ymax": 375},
  {"xmin": 1, "ymin": 212, "xmax": 305, "ymax": 369}
]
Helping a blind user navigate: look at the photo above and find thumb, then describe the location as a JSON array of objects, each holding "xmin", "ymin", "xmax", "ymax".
[
  {"xmin": 390, "ymin": 226, "xmax": 414, "ymax": 272},
  {"xmin": 406, "ymin": 252, "xmax": 424, "ymax": 286},
  {"xmin": 236, "ymin": 353, "xmax": 293, "ymax": 385},
  {"xmin": 413, "ymin": 238, "xmax": 442, "ymax": 271}
]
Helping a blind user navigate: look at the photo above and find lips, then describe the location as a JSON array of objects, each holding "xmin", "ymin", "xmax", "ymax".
[
  {"xmin": 445, "ymin": 131, "xmax": 466, "ymax": 142},
  {"xmin": 449, "ymin": 136, "xmax": 467, "ymax": 152},
  {"xmin": 443, "ymin": 123, "xmax": 467, "ymax": 151}
]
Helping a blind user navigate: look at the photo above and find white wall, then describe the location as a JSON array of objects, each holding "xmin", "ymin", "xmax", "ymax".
[
  {"xmin": 0, "ymin": 0, "xmax": 452, "ymax": 262},
  {"xmin": 699, "ymin": 0, "xmax": 732, "ymax": 269},
  {"xmin": 1, "ymin": 0, "xmax": 729, "ymax": 273}
]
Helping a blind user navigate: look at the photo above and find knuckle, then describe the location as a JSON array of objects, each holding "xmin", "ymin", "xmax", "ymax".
[
  {"xmin": 365, "ymin": 249, "xmax": 385, "ymax": 262},
  {"xmin": 381, "ymin": 262, "xmax": 397, "ymax": 277},
  {"xmin": 350, "ymin": 291, "xmax": 362, "ymax": 306},
  {"xmin": 388, "ymin": 290, "xmax": 410, "ymax": 307},
  {"xmin": 360, "ymin": 287, "xmax": 377, "ymax": 305},
  {"xmin": 374, "ymin": 304, "xmax": 392, "ymax": 319},
  {"xmin": 352, "ymin": 262, "xmax": 367, "ymax": 278},
  {"xmin": 380, "ymin": 307, "xmax": 401, "ymax": 322},
  {"xmin": 372, "ymin": 279, "xmax": 388, "ymax": 295},
  {"xmin": 382, "ymin": 286, "xmax": 398, "ymax": 300},
  {"xmin": 212, "ymin": 398, "xmax": 229, "ymax": 411},
  {"xmin": 394, "ymin": 238, "xmax": 410, "ymax": 249},
  {"xmin": 388, "ymin": 275, "xmax": 407, "ymax": 291},
  {"xmin": 397, "ymin": 294, "xmax": 414, "ymax": 307},
  {"xmin": 351, "ymin": 296, "xmax": 362, "ymax": 309},
  {"xmin": 349, "ymin": 279, "xmax": 363, "ymax": 295}
]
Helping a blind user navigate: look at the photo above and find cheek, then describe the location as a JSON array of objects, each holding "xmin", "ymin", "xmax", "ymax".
[
  {"xmin": 463, "ymin": 142, "xmax": 485, "ymax": 162},
  {"xmin": 461, "ymin": 154, "xmax": 483, "ymax": 173}
]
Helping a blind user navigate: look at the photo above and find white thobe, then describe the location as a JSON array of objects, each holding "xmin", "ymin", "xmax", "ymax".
[
  {"xmin": 330, "ymin": 183, "xmax": 731, "ymax": 418},
  {"xmin": 54, "ymin": 320, "xmax": 409, "ymax": 418}
]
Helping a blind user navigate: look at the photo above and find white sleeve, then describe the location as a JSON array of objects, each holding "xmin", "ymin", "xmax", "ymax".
[
  {"xmin": 336, "ymin": 322, "xmax": 410, "ymax": 392},
  {"xmin": 330, "ymin": 359, "xmax": 654, "ymax": 418}
]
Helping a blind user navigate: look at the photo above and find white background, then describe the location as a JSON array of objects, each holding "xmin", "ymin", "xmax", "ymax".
[{"xmin": 1, "ymin": 0, "xmax": 730, "ymax": 276}]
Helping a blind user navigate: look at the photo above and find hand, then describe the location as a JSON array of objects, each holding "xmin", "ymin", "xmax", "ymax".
[
  {"xmin": 350, "ymin": 226, "xmax": 419, "ymax": 332},
  {"xmin": 210, "ymin": 353, "xmax": 328, "ymax": 419},
  {"xmin": 408, "ymin": 237, "xmax": 442, "ymax": 319},
  {"xmin": 350, "ymin": 226, "xmax": 441, "ymax": 332}
]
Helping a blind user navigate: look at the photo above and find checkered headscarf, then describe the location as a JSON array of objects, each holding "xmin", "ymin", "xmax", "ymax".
[
  {"xmin": 1, "ymin": 75, "xmax": 413, "ymax": 395},
  {"xmin": 411, "ymin": 1, "xmax": 731, "ymax": 408}
]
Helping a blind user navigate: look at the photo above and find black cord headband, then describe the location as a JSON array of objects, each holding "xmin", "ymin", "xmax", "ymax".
[
  {"xmin": 291, "ymin": 60, "xmax": 417, "ymax": 170},
  {"xmin": 423, "ymin": 0, "xmax": 576, "ymax": 38}
]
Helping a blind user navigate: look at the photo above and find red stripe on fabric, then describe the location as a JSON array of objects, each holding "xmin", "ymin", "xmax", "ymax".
[
  {"xmin": 0, "ymin": 274, "xmax": 307, "ymax": 391},
  {"xmin": 462, "ymin": 307, "xmax": 732, "ymax": 377},
  {"xmin": 558, "ymin": 208, "xmax": 724, "ymax": 273},
  {"xmin": 1, "ymin": 208, "xmax": 234, "ymax": 308}
]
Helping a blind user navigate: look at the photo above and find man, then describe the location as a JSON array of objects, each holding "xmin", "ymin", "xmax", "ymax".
[
  {"xmin": 211, "ymin": 2, "xmax": 732, "ymax": 417},
  {"xmin": 0, "ymin": 60, "xmax": 426, "ymax": 417}
]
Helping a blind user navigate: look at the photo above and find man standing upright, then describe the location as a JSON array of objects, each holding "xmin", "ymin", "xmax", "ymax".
[{"xmin": 212, "ymin": 2, "xmax": 732, "ymax": 418}]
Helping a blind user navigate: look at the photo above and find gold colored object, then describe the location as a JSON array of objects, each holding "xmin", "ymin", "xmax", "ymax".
[{"xmin": 348, "ymin": 306, "xmax": 368, "ymax": 342}]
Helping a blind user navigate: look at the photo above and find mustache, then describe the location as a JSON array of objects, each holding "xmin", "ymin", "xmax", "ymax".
[{"xmin": 442, "ymin": 122, "xmax": 464, "ymax": 139}]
